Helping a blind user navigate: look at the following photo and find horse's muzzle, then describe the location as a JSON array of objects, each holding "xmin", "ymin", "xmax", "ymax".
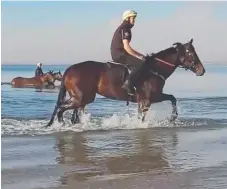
[{"xmin": 196, "ymin": 67, "xmax": 205, "ymax": 76}]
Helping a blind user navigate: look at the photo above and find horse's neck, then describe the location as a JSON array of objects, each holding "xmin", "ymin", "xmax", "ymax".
[
  {"xmin": 34, "ymin": 75, "xmax": 41, "ymax": 80},
  {"xmin": 40, "ymin": 75, "xmax": 47, "ymax": 82},
  {"xmin": 53, "ymin": 74, "xmax": 57, "ymax": 81},
  {"xmin": 154, "ymin": 51, "xmax": 179, "ymax": 80}
]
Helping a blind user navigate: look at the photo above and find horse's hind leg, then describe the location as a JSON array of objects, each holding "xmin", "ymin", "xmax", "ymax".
[
  {"xmin": 57, "ymin": 97, "xmax": 78, "ymax": 123},
  {"xmin": 57, "ymin": 83, "xmax": 96, "ymax": 124},
  {"xmin": 71, "ymin": 106, "xmax": 85, "ymax": 124},
  {"xmin": 71, "ymin": 109, "xmax": 79, "ymax": 124},
  {"xmin": 57, "ymin": 86, "xmax": 86, "ymax": 124},
  {"xmin": 71, "ymin": 109, "xmax": 80, "ymax": 124}
]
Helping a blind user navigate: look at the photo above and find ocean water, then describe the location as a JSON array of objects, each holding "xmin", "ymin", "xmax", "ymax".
[{"xmin": 1, "ymin": 63, "xmax": 227, "ymax": 189}]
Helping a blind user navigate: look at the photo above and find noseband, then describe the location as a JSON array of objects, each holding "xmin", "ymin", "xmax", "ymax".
[
  {"xmin": 176, "ymin": 46, "xmax": 196, "ymax": 70},
  {"xmin": 148, "ymin": 45, "xmax": 196, "ymax": 81}
]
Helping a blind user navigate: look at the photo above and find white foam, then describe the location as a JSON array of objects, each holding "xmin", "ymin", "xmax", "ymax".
[{"xmin": 1, "ymin": 107, "xmax": 207, "ymax": 136}]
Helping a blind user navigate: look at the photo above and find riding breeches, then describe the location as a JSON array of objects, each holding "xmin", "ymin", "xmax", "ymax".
[{"xmin": 113, "ymin": 54, "xmax": 147, "ymax": 84}]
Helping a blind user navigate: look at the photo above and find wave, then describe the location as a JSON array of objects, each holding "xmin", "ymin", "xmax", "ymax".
[
  {"xmin": 179, "ymin": 96, "xmax": 227, "ymax": 101},
  {"xmin": 2, "ymin": 110, "xmax": 227, "ymax": 136}
]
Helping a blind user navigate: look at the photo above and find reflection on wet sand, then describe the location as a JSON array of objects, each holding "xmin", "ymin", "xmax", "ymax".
[
  {"xmin": 54, "ymin": 129, "xmax": 174, "ymax": 187},
  {"xmin": 55, "ymin": 133, "xmax": 95, "ymax": 184}
]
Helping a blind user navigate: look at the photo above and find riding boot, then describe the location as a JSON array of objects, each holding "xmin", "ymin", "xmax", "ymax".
[
  {"xmin": 122, "ymin": 78, "xmax": 135, "ymax": 96},
  {"xmin": 122, "ymin": 63, "xmax": 145, "ymax": 96}
]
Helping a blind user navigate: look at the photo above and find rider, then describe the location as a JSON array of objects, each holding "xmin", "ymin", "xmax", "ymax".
[
  {"xmin": 110, "ymin": 9, "xmax": 146, "ymax": 95},
  {"xmin": 35, "ymin": 62, "xmax": 44, "ymax": 77}
]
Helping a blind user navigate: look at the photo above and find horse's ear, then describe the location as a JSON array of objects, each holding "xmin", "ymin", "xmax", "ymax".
[
  {"xmin": 190, "ymin": 38, "xmax": 193, "ymax": 45},
  {"xmin": 173, "ymin": 42, "xmax": 182, "ymax": 47},
  {"xmin": 173, "ymin": 42, "xmax": 185, "ymax": 52}
]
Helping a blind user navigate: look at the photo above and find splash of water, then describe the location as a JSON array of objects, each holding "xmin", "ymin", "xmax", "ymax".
[{"xmin": 1, "ymin": 108, "xmax": 207, "ymax": 136}]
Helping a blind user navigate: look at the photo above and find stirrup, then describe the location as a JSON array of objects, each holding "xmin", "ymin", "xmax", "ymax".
[
  {"xmin": 126, "ymin": 87, "xmax": 136, "ymax": 96},
  {"xmin": 122, "ymin": 84, "xmax": 135, "ymax": 95},
  {"xmin": 128, "ymin": 90, "xmax": 136, "ymax": 96}
]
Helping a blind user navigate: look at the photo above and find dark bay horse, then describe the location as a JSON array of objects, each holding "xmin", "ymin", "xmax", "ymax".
[
  {"xmin": 52, "ymin": 70, "xmax": 63, "ymax": 82},
  {"xmin": 46, "ymin": 39, "xmax": 205, "ymax": 127},
  {"xmin": 11, "ymin": 71, "xmax": 55, "ymax": 88}
]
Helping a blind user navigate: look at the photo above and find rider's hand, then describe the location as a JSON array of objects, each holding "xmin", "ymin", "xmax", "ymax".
[{"xmin": 138, "ymin": 55, "xmax": 146, "ymax": 61}]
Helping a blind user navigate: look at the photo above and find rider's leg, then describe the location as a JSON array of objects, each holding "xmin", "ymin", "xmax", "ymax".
[{"xmin": 121, "ymin": 55, "xmax": 147, "ymax": 95}]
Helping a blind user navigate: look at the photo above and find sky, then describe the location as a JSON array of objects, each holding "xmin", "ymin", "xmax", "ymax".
[{"xmin": 1, "ymin": 1, "xmax": 227, "ymax": 65}]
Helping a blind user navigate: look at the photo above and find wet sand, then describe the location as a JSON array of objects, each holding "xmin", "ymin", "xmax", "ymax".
[{"xmin": 2, "ymin": 126, "xmax": 227, "ymax": 189}]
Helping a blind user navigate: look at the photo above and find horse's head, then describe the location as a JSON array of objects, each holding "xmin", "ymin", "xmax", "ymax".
[
  {"xmin": 173, "ymin": 38, "xmax": 205, "ymax": 76},
  {"xmin": 44, "ymin": 71, "xmax": 55, "ymax": 83},
  {"xmin": 53, "ymin": 70, "xmax": 63, "ymax": 81}
]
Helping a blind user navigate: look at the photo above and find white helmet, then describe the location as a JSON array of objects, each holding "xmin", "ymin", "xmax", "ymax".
[
  {"xmin": 122, "ymin": 9, "xmax": 137, "ymax": 21},
  {"xmin": 37, "ymin": 62, "xmax": 42, "ymax": 67}
]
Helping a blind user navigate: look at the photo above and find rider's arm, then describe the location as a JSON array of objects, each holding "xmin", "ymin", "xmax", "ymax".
[
  {"xmin": 121, "ymin": 28, "xmax": 144, "ymax": 60},
  {"xmin": 123, "ymin": 39, "xmax": 143, "ymax": 59},
  {"xmin": 40, "ymin": 68, "xmax": 44, "ymax": 75}
]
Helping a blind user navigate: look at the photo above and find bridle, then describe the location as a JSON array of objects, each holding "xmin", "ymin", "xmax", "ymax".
[
  {"xmin": 178, "ymin": 48, "xmax": 196, "ymax": 70},
  {"xmin": 153, "ymin": 44, "xmax": 196, "ymax": 70},
  {"xmin": 148, "ymin": 44, "xmax": 196, "ymax": 81}
]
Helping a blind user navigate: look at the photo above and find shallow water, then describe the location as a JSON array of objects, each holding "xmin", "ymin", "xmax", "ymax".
[{"xmin": 1, "ymin": 63, "xmax": 227, "ymax": 189}]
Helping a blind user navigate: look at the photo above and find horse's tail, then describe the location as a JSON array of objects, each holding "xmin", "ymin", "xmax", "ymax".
[
  {"xmin": 56, "ymin": 78, "xmax": 66, "ymax": 106},
  {"xmin": 46, "ymin": 76, "xmax": 66, "ymax": 127}
]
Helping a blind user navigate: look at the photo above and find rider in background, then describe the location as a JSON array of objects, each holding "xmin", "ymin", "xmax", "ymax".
[
  {"xmin": 110, "ymin": 9, "xmax": 146, "ymax": 96},
  {"xmin": 35, "ymin": 62, "xmax": 44, "ymax": 77}
]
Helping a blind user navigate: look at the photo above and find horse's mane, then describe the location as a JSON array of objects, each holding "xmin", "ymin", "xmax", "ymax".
[
  {"xmin": 142, "ymin": 46, "xmax": 178, "ymax": 73},
  {"xmin": 145, "ymin": 47, "xmax": 177, "ymax": 60},
  {"xmin": 47, "ymin": 70, "xmax": 54, "ymax": 74}
]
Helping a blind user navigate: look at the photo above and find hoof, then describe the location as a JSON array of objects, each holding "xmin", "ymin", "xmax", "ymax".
[
  {"xmin": 71, "ymin": 118, "xmax": 80, "ymax": 124},
  {"xmin": 137, "ymin": 114, "xmax": 145, "ymax": 122},
  {"xmin": 58, "ymin": 117, "xmax": 64, "ymax": 123},
  {"xmin": 169, "ymin": 114, "xmax": 178, "ymax": 122},
  {"xmin": 45, "ymin": 120, "xmax": 53, "ymax": 127},
  {"xmin": 71, "ymin": 114, "xmax": 80, "ymax": 124}
]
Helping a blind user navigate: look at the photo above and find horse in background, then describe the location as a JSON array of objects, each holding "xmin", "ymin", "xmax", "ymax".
[
  {"xmin": 46, "ymin": 39, "xmax": 206, "ymax": 127},
  {"xmin": 11, "ymin": 70, "xmax": 56, "ymax": 88},
  {"xmin": 53, "ymin": 70, "xmax": 63, "ymax": 82},
  {"xmin": 44, "ymin": 70, "xmax": 63, "ymax": 89}
]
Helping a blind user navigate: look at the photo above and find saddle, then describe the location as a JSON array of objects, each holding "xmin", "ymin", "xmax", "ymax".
[
  {"xmin": 105, "ymin": 60, "xmax": 133, "ymax": 105},
  {"xmin": 106, "ymin": 60, "xmax": 131, "ymax": 72},
  {"xmin": 106, "ymin": 60, "xmax": 131, "ymax": 83}
]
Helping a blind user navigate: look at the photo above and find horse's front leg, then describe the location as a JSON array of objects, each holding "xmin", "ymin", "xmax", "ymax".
[
  {"xmin": 138, "ymin": 99, "xmax": 152, "ymax": 122},
  {"xmin": 158, "ymin": 93, "xmax": 178, "ymax": 121},
  {"xmin": 137, "ymin": 93, "xmax": 178, "ymax": 122}
]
